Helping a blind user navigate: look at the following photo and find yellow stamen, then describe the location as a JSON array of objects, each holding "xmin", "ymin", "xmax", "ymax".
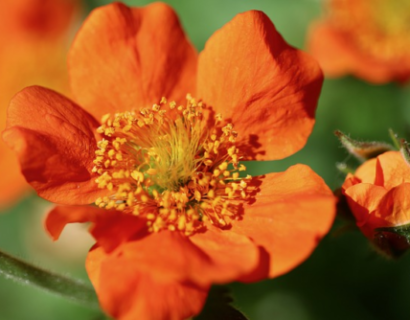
[{"xmin": 92, "ymin": 95, "xmax": 254, "ymax": 235}]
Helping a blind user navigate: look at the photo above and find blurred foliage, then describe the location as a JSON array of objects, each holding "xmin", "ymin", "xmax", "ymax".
[{"xmin": 1, "ymin": 0, "xmax": 410, "ymax": 319}]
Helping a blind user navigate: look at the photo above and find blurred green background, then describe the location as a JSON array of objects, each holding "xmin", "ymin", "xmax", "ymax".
[{"xmin": 1, "ymin": 0, "xmax": 410, "ymax": 319}]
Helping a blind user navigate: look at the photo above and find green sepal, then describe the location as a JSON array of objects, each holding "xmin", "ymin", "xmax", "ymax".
[
  {"xmin": 374, "ymin": 223, "xmax": 410, "ymax": 258},
  {"xmin": 399, "ymin": 139, "xmax": 410, "ymax": 167},
  {"xmin": 335, "ymin": 130, "xmax": 393, "ymax": 161},
  {"xmin": 388, "ymin": 128, "xmax": 401, "ymax": 150},
  {"xmin": 194, "ymin": 286, "xmax": 249, "ymax": 320}
]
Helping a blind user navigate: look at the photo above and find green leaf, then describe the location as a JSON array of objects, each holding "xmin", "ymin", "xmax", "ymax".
[
  {"xmin": 194, "ymin": 286, "xmax": 249, "ymax": 320},
  {"xmin": 335, "ymin": 130, "xmax": 393, "ymax": 161},
  {"xmin": 0, "ymin": 250, "xmax": 100, "ymax": 310}
]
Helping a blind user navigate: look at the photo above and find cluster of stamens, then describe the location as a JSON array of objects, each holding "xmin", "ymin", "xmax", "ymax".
[{"xmin": 92, "ymin": 95, "xmax": 253, "ymax": 235}]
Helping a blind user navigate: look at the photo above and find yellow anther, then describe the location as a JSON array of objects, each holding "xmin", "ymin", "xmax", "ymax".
[
  {"xmin": 105, "ymin": 200, "xmax": 116, "ymax": 209},
  {"xmin": 127, "ymin": 194, "xmax": 134, "ymax": 206},
  {"xmin": 113, "ymin": 141, "xmax": 120, "ymax": 150},
  {"xmin": 147, "ymin": 168, "xmax": 157, "ymax": 175},
  {"xmin": 207, "ymin": 189, "xmax": 215, "ymax": 199},
  {"xmin": 178, "ymin": 216, "xmax": 186, "ymax": 230},
  {"xmin": 152, "ymin": 189, "xmax": 159, "ymax": 199},
  {"xmin": 218, "ymin": 162, "xmax": 228, "ymax": 171},
  {"xmin": 101, "ymin": 114, "xmax": 111, "ymax": 124},
  {"xmin": 96, "ymin": 126, "xmax": 105, "ymax": 134},
  {"xmin": 228, "ymin": 146, "xmax": 236, "ymax": 156},
  {"xmin": 133, "ymin": 206, "xmax": 140, "ymax": 215},
  {"xmin": 201, "ymin": 202, "xmax": 209, "ymax": 209},
  {"xmin": 131, "ymin": 170, "xmax": 144, "ymax": 182},
  {"xmin": 194, "ymin": 190, "xmax": 201, "ymax": 202},
  {"xmin": 122, "ymin": 125, "xmax": 132, "ymax": 132},
  {"xmin": 117, "ymin": 203, "xmax": 126, "ymax": 211}
]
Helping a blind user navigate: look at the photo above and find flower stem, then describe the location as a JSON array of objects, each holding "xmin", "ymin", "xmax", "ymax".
[{"xmin": 0, "ymin": 250, "xmax": 100, "ymax": 310}]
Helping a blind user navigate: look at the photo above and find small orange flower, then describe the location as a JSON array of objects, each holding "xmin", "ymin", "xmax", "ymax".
[
  {"xmin": 3, "ymin": 3, "xmax": 336, "ymax": 319},
  {"xmin": 342, "ymin": 151, "xmax": 410, "ymax": 254},
  {"xmin": 307, "ymin": 0, "xmax": 410, "ymax": 83},
  {"xmin": 0, "ymin": 0, "xmax": 80, "ymax": 207}
]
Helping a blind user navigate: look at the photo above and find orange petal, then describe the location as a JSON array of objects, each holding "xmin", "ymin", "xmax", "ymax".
[
  {"xmin": 307, "ymin": 22, "xmax": 358, "ymax": 79},
  {"xmin": 354, "ymin": 157, "xmax": 379, "ymax": 184},
  {"xmin": 45, "ymin": 205, "xmax": 99, "ymax": 241},
  {"xmin": 197, "ymin": 11, "xmax": 322, "ymax": 160},
  {"xmin": 376, "ymin": 151, "xmax": 410, "ymax": 189},
  {"xmin": 0, "ymin": 0, "xmax": 79, "ymax": 40},
  {"xmin": 69, "ymin": 2, "xmax": 197, "ymax": 121},
  {"xmin": 2, "ymin": 86, "xmax": 106, "ymax": 205},
  {"xmin": 87, "ymin": 245, "xmax": 208, "ymax": 320},
  {"xmin": 93, "ymin": 228, "xmax": 257, "ymax": 287},
  {"xmin": 231, "ymin": 165, "xmax": 336, "ymax": 279},
  {"xmin": 375, "ymin": 183, "xmax": 410, "ymax": 227},
  {"xmin": 344, "ymin": 183, "xmax": 387, "ymax": 237},
  {"xmin": 189, "ymin": 225, "xmax": 260, "ymax": 284},
  {"xmin": 45, "ymin": 205, "xmax": 146, "ymax": 252},
  {"xmin": 0, "ymin": 143, "xmax": 31, "ymax": 207},
  {"xmin": 47, "ymin": 205, "xmax": 260, "ymax": 286},
  {"xmin": 307, "ymin": 21, "xmax": 410, "ymax": 84},
  {"xmin": 341, "ymin": 173, "xmax": 361, "ymax": 191}
]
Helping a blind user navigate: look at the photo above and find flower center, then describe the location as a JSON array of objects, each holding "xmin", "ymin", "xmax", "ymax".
[
  {"xmin": 329, "ymin": 0, "xmax": 410, "ymax": 61},
  {"xmin": 92, "ymin": 95, "xmax": 253, "ymax": 235}
]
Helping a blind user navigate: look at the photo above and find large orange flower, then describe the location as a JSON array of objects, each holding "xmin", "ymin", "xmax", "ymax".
[
  {"xmin": 342, "ymin": 151, "xmax": 410, "ymax": 254},
  {"xmin": 3, "ymin": 3, "xmax": 336, "ymax": 320},
  {"xmin": 0, "ymin": 0, "xmax": 80, "ymax": 207},
  {"xmin": 307, "ymin": 0, "xmax": 410, "ymax": 83}
]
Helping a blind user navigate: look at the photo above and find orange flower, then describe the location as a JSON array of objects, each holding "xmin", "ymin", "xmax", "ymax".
[
  {"xmin": 0, "ymin": 0, "xmax": 80, "ymax": 207},
  {"xmin": 342, "ymin": 151, "xmax": 410, "ymax": 254},
  {"xmin": 307, "ymin": 0, "xmax": 410, "ymax": 83},
  {"xmin": 3, "ymin": 3, "xmax": 336, "ymax": 319}
]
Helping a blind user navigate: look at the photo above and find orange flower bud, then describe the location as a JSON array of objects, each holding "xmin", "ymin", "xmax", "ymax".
[{"xmin": 342, "ymin": 151, "xmax": 410, "ymax": 257}]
